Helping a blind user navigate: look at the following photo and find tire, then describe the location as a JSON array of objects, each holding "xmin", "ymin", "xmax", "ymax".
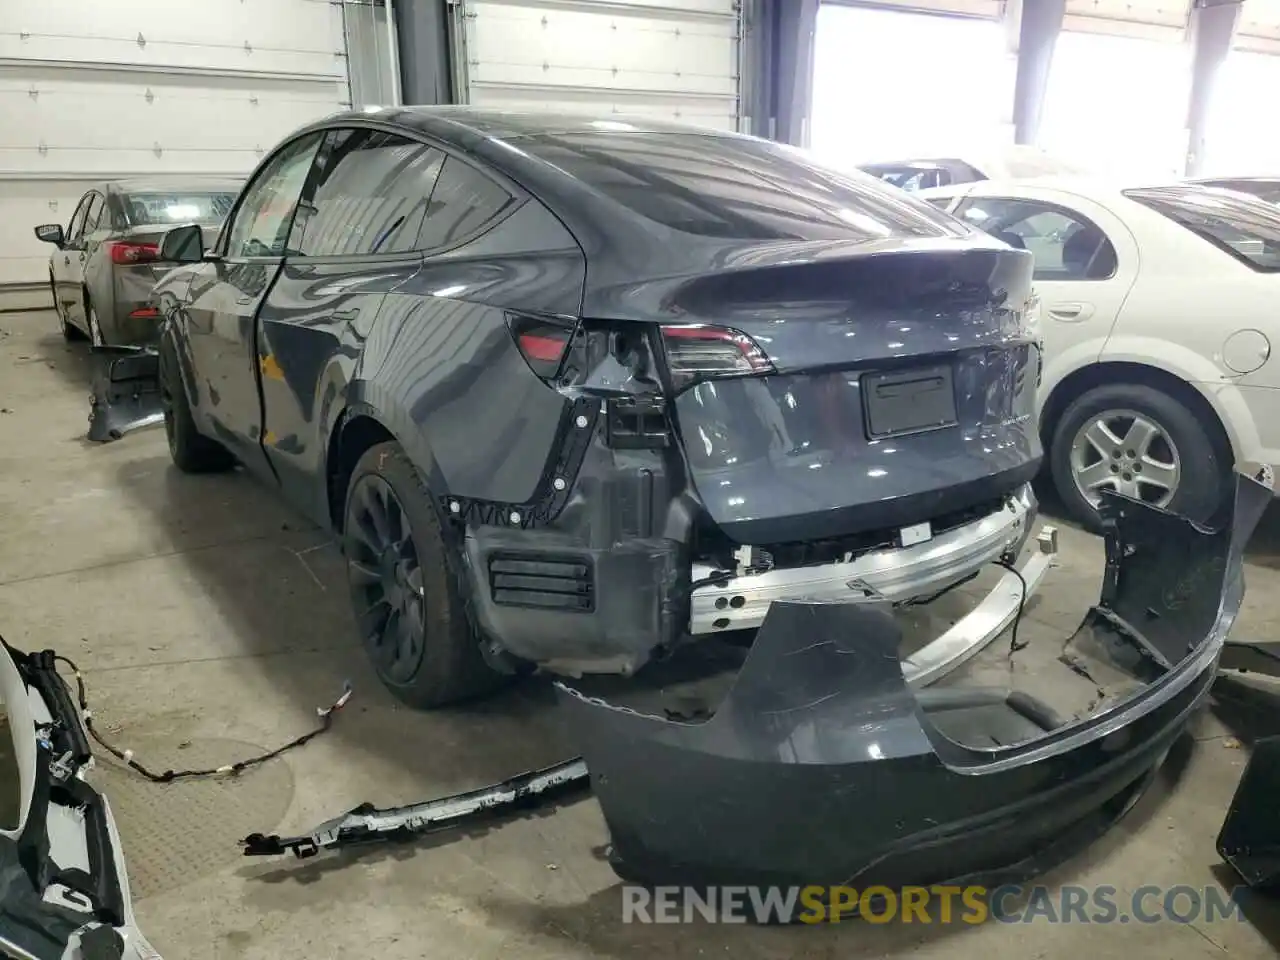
[
  {"xmin": 1049, "ymin": 383, "xmax": 1226, "ymax": 533},
  {"xmin": 342, "ymin": 441, "xmax": 505, "ymax": 709},
  {"xmin": 158, "ymin": 338, "xmax": 235, "ymax": 473}
]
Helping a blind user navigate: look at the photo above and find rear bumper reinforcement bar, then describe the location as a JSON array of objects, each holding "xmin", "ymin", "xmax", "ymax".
[{"xmin": 689, "ymin": 484, "xmax": 1038, "ymax": 634}]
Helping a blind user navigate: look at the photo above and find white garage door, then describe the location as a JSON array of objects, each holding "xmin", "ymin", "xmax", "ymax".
[
  {"xmin": 810, "ymin": 3, "xmax": 1015, "ymax": 167},
  {"xmin": 0, "ymin": 0, "xmax": 357, "ymax": 307},
  {"xmin": 451, "ymin": 0, "xmax": 741, "ymax": 131}
]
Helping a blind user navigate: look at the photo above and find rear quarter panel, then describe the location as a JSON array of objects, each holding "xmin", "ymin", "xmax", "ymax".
[{"xmin": 331, "ymin": 198, "xmax": 587, "ymax": 509}]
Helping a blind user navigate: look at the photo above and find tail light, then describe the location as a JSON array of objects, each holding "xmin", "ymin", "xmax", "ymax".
[
  {"xmin": 108, "ymin": 241, "xmax": 160, "ymax": 265},
  {"xmin": 660, "ymin": 324, "xmax": 774, "ymax": 390},
  {"xmin": 509, "ymin": 314, "xmax": 575, "ymax": 380}
]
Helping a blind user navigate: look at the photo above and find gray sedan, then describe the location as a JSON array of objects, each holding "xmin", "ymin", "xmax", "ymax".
[{"xmin": 35, "ymin": 178, "xmax": 241, "ymax": 345}]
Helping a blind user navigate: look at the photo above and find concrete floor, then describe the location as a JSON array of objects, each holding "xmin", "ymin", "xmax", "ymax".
[{"xmin": 1, "ymin": 309, "xmax": 1279, "ymax": 959}]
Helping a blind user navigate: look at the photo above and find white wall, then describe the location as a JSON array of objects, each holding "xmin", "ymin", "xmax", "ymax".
[
  {"xmin": 453, "ymin": 0, "xmax": 741, "ymax": 131},
  {"xmin": 0, "ymin": 0, "xmax": 353, "ymax": 304}
]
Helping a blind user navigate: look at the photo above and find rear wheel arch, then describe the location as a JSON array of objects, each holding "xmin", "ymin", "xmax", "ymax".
[
  {"xmin": 325, "ymin": 409, "xmax": 397, "ymax": 533},
  {"xmin": 1040, "ymin": 360, "xmax": 1234, "ymax": 470}
]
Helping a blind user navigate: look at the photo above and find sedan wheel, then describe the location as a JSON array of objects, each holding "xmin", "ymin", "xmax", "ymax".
[
  {"xmin": 1068, "ymin": 410, "xmax": 1180, "ymax": 508},
  {"xmin": 1049, "ymin": 382, "xmax": 1226, "ymax": 533}
]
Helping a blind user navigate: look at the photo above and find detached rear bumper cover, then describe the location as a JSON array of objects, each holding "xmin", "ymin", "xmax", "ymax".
[
  {"xmin": 558, "ymin": 474, "xmax": 1271, "ymax": 889},
  {"xmin": 87, "ymin": 346, "xmax": 163, "ymax": 444},
  {"xmin": 1, "ymin": 642, "xmax": 159, "ymax": 960}
]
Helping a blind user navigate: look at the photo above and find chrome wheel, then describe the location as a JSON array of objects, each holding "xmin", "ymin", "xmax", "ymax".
[
  {"xmin": 346, "ymin": 475, "xmax": 428, "ymax": 685},
  {"xmin": 1069, "ymin": 409, "xmax": 1180, "ymax": 507}
]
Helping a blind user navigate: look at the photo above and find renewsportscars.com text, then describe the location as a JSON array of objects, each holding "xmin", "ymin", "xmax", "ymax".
[{"xmin": 622, "ymin": 884, "xmax": 1248, "ymax": 925}]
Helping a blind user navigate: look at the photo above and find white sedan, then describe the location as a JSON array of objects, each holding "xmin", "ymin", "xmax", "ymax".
[{"xmin": 918, "ymin": 177, "xmax": 1280, "ymax": 530}]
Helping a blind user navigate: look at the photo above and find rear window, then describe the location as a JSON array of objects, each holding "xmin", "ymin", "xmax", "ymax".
[
  {"xmin": 521, "ymin": 132, "xmax": 960, "ymax": 241},
  {"xmin": 1194, "ymin": 179, "xmax": 1280, "ymax": 206},
  {"xmin": 1125, "ymin": 186, "xmax": 1280, "ymax": 272},
  {"xmin": 121, "ymin": 191, "xmax": 236, "ymax": 226}
]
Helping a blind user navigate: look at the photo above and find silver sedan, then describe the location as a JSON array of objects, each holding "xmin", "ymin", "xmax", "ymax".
[{"xmin": 35, "ymin": 178, "xmax": 241, "ymax": 345}]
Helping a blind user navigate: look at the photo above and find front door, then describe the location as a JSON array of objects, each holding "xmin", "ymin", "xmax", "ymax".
[
  {"xmin": 65, "ymin": 192, "xmax": 105, "ymax": 335},
  {"xmin": 54, "ymin": 192, "xmax": 91, "ymax": 323},
  {"xmin": 182, "ymin": 131, "xmax": 325, "ymax": 470}
]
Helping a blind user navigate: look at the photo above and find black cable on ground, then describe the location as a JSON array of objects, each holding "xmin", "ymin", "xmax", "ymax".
[{"xmin": 53, "ymin": 654, "xmax": 351, "ymax": 783}]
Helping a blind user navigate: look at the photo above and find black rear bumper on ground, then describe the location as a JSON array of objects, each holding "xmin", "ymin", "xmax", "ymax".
[
  {"xmin": 556, "ymin": 473, "xmax": 1271, "ymax": 890},
  {"xmin": 86, "ymin": 346, "xmax": 163, "ymax": 444}
]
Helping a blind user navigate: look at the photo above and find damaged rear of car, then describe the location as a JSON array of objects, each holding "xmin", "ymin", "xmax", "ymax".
[
  {"xmin": 99, "ymin": 110, "xmax": 1048, "ymax": 708},
  {"xmin": 455, "ymin": 124, "xmax": 1047, "ymax": 684},
  {"xmin": 1, "ymin": 640, "xmax": 157, "ymax": 960}
]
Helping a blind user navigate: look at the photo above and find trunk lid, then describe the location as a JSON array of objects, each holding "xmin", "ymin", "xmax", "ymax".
[{"xmin": 659, "ymin": 241, "xmax": 1041, "ymax": 544}]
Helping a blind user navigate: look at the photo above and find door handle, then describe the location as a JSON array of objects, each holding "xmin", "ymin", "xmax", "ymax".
[
  {"xmin": 332, "ymin": 308, "xmax": 359, "ymax": 323},
  {"xmin": 1047, "ymin": 302, "xmax": 1094, "ymax": 322},
  {"xmin": 64, "ymin": 256, "xmax": 70, "ymax": 266}
]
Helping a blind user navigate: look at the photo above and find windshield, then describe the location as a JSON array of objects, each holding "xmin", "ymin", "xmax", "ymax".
[
  {"xmin": 1124, "ymin": 185, "xmax": 1280, "ymax": 272},
  {"xmin": 121, "ymin": 191, "xmax": 237, "ymax": 226},
  {"xmin": 520, "ymin": 132, "xmax": 962, "ymax": 241}
]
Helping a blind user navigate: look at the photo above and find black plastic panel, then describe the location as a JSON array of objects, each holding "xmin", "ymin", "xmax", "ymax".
[{"xmin": 863, "ymin": 365, "xmax": 957, "ymax": 439}]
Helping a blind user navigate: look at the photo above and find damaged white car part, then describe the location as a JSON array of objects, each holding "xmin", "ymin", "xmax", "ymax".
[
  {"xmin": 0, "ymin": 641, "xmax": 159, "ymax": 960},
  {"xmin": 242, "ymin": 475, "xmax": 1268, "ymax": 887}
]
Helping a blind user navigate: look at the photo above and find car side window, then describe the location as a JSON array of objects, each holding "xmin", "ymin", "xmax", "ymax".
[
  {"xmin": 953, "ymin": 197, "xmax": 1118, "ymax": 281},
  {"xmin": 415, "ymin": 157, "xmax": 515, "ymax": 251},
  {"xmin": 82, "ymin": 193, "xmax": 106, "ymax": 234},
  {"xmin": 924, "ymin": 197, "xmax": 953, "ymax": 211},
  {"xmin": 225, "ymin": 132, "xmax": 324, "ymax": 258},
  {"xmin": 66, "ymin": 194, "xmax": 92, "ymax": 245},
  {"xmin": 292, "ymin": 128, "xmax": 446, "ymax": 257}
]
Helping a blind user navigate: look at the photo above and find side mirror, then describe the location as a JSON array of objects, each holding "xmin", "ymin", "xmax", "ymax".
[
  {"xmin": 159, "ymin": 223, "xmax": 205, "ymax": 264},
  {"xmin": 34, "ymin": 224, "xmax": 64, "ymax": 247}
]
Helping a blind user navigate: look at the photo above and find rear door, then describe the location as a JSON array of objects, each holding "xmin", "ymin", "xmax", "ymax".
[
  {"xmin": 182, "ymin": 131, "xmax": 324, "ymax": 466},
  {"xmin": 256, "ymin": 126, "xmax": 446, "ymax": 522},
  {"xmin": 951, "ymin": 188, "xmax": 1140, "ymax": 396}
]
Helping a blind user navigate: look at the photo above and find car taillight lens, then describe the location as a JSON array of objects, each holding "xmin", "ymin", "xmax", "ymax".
[
  {"xmin": 108, "ymin": 241, "xmax": 160, "ymax": 265},
  {"xmin": 509, "ymin": 315, "xmax": 574, "ymax": 380},
  {"xmin": 660, "ymin": 324, "xmax": 774, "ymax": 390}
]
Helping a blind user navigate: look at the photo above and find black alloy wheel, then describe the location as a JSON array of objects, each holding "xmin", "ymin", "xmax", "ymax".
[
  {"xmin": 346, "ymin": 474, "xmax": 429, "ymax": 685},
  {"xmin": 341, "ymin": 441, "xmax": 507, "ymax": 708}
]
